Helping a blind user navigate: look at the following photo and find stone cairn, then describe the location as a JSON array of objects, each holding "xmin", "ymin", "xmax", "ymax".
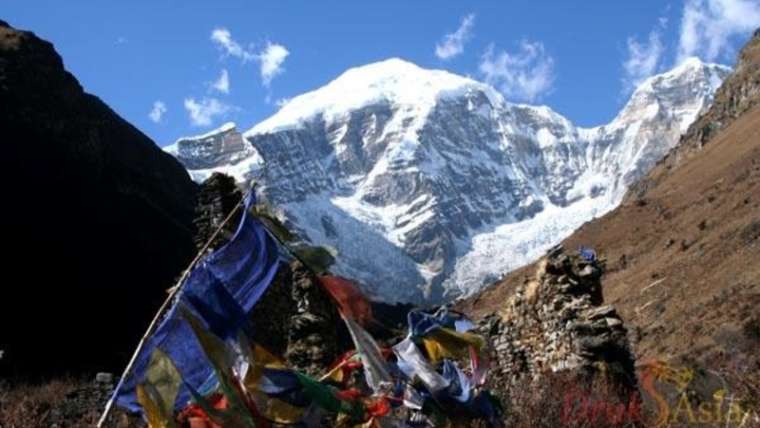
[{"xmin": 477, "ymin": 245, "xmax": 638, "ymax": 403}]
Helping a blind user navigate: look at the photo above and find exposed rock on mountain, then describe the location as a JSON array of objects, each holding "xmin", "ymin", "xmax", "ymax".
[
  {"xmin": 165, "ymin": 123, "xmax": 262, "ymax": 184},
  {"xmin": 0, "ymin": 21, "xmax": 198, "ymax": 376},
  {"xmin": 167, "ymin": 58, "xmax": 729, "ymax": 304}
]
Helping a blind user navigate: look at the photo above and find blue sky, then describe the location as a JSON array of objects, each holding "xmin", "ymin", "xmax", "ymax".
[{"xmin": 4, "ymin": 1, "xmax": 758, "ymax": 146}]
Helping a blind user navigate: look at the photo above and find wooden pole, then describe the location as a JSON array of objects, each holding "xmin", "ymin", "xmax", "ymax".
[{"xmin": 97, "ymin": 189, "xmax": 249, "ymax": 427}]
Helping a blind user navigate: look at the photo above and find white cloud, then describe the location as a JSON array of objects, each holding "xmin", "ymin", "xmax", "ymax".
[
  {"xmin": 209, "ymin": 28, "xmax": 290, "ymax": 87},
  {"xmin": 211, "ymin": 69, "xmax": 230, "ymax": 94},
  {"xmin": 435, "ymin": 13, "xmax": 476, "ymax": 60},
  {"xmin": 622, "ymin": 24, "xmax": 666, "ymax": 93},
  {"xmin": 275, "ymin": 97, "xmax": 291, "ymax": 108},
  {"xmin": 479, "ymin": 40, "xmax": 555, "ymax": 102},
  {"xmin": 148, "ymin": 100, "xmax": 167, "ymax": 123},
  {"xmin": 210, "ymin": 27, "xmax": 255, "ymax": 62},
  {"xmin": 259, "ymin": 42, "xmax": 289, "ymax": 86},
  {"xmin": 677, "ymin": 0, "xmax": 760, "ymax": 63},
  {"xmin": 183, "ymin": 97, "xmax": 232, "ymax": 127}
]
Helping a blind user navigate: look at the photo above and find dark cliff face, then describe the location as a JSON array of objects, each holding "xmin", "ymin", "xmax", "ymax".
[{"xmin": 0, "ymin": 21, "xmax": 198, "ymax": 377}]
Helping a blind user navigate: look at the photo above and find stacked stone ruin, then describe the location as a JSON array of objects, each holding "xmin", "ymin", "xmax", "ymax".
[{"xmin": 477, "ymin": 245, "xmax": 638, "ymax": 399}]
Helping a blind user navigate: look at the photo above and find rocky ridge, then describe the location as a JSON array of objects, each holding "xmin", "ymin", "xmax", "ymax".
[{"xmin": 165, "ymin": 123, "xmax": 262, "ymax": 184}]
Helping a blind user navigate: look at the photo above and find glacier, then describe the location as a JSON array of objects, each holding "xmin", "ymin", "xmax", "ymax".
[{"xmin": 165, "ymin": 57, "xmax": 730, "ymax": 304}]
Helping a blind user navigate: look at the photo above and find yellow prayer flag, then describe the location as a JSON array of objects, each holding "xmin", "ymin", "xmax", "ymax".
[
  {"xmin": 242, "ymin": 339, "xmax": 287, "ymax": 391},
  {"xmin": 144, "ymin": 348, "xmax": 182, "ymax": 419},
  {"xmin": 321, "ymin": 363, "xmax": 346, "ymax": 383},
  {"xmin": 421, "ymin": 327, "xmax": 484, "ymax": 364},
  {"xmin": 137, "ymin": 383, "xmax": 177, "ymax": 428}
]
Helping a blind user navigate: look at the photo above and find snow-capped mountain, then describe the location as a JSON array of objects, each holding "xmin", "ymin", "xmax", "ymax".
[{"xmin": 166, "ymin": 57, "xmax": 730, "ymax": 303}]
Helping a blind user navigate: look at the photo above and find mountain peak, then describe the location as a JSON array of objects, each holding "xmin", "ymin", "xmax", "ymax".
[
  {"xmin": 609, "ymin": 57, "xmax": 732, "ymax": 132},
  {"xmin": 331, "ymin": 57, "xmax": 472, "ymax": 87},
  {"xmin": 676, "ymin": 56, "xmax": 708, "ymax": 68},
  {"xmin": 635, "ymin": 57, "xmax": 730, "ymax": 94},
  {"xmin": 248, "ymin": 58, "xmax": 498, "ymax": 135},
  {"xmin": 340, "ymin": 57, "xmax": 424, "ymax": 76},
  {"xmin": 673, "ymin": 56, "xmax": 731, "ymax": 75},
  {"xmin": 164, "ymin": 121, "xmax": 260, "ymax": 184}
]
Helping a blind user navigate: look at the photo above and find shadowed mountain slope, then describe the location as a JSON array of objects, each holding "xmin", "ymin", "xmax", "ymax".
[{"xmin": 0, "ymin": 20, "xmax": 198, "ymax": 376}]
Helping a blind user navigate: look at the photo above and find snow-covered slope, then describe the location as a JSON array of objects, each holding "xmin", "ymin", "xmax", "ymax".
[{"xmin": 165, "ymin": 57, "xmax": 730, "ymax": 303}]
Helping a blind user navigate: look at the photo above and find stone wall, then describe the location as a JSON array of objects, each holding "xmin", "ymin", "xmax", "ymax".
[{"xmin": 477, "ymin": 246, "xmax": 638, "ymax": 406}]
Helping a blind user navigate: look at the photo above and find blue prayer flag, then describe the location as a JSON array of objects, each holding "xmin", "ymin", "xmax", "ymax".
[{"xmin": 112, "ymin": 192, "xmax": 281, "ymax": 414}]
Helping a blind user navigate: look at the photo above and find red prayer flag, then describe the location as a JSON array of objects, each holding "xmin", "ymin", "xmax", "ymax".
[
  {"xmin": 335, "ymin": 388, "xmax": 365, "ymax": 401},
  {"xmin": 317, "ymin": 275, "xmax": 373, "ymax": 325},
  {"xmin": 365, "ymin": 397, "xmax": 391, "ymax": 417}
]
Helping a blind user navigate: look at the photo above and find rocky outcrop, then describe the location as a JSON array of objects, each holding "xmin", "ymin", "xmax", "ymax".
[
  {"xmin": 0, "ymin": 21, "xmax": 198, "ymax": 377},
  {"xmin": 477, "ymin": 246, "xmax": 637, "ymax": 406}
]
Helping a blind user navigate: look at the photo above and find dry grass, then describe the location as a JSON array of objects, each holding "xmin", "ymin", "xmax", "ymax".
[
  {"xmin": 0, "ymin": 377, "xmax": 97, "ymax": 428},
  {"xmin": 498, "ymin": 371, "xmax": 643, "ymax": 428},
  {"xmin": 0, "ymin": 377, "xmax": 145, "ymax": 428}
]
